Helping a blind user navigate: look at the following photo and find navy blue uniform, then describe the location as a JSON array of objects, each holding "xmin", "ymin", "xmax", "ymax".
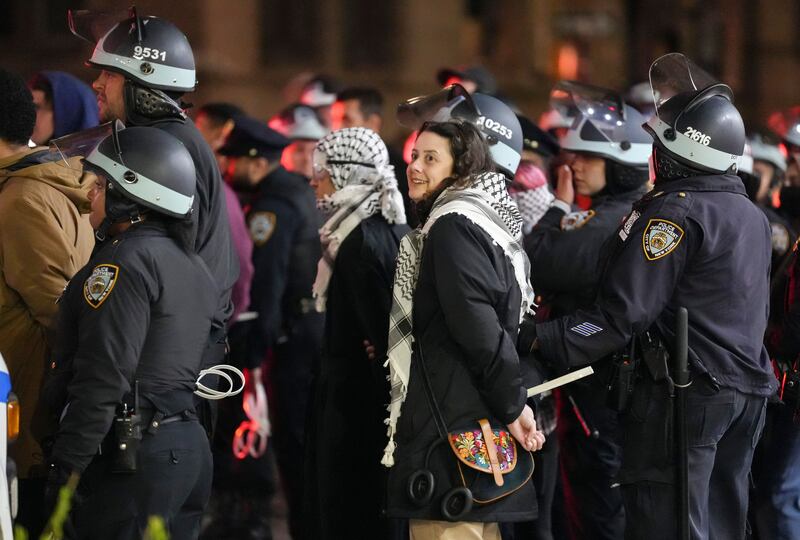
[
  {"xmin": 533, "ymin": 174, "xmax": 776, "ymax": 539},
  {"xmin": 47, "ymin": 222, "xmax": 218, "ymax": 539},
  {"xmin": 525, "ymin": 187, "xmax": 645, "ymax": 540},
  {"xmin": 234, "ymin": 165, "xmax": 323, "ymax": 539}
]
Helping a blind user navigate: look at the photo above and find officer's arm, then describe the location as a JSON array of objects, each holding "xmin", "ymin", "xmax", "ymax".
[
  {"xmin": 51, "ymin": 262, "xmax": 152, "ymax": 473},
  {"xmin": 1, "ymin": 197, "xmax": 88, "ymax": 330},
  {"xmin": 246, "ymin": 200, "xmax": 299, "ymax": 368},
  {"xmin": 537, "ymin": 204, "xmax": 698, "ymax": 372},
  {"xmin": 526, "ymin": 212, "xmax": 616, "ymax": 294},
  {"xmin": 429, "ymin": 215, "xmax": 526, "ymax": 424}
]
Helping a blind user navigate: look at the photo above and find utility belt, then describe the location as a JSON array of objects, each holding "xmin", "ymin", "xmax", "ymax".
[
  {"xmin": 606, "ymin": 331, "xmax": 674, "ymax": 413},
  {"xmin": 107, "ymin": 383, "xmax": 197, "ymax": 474}
]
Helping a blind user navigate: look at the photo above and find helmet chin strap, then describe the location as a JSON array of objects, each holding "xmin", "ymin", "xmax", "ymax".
[{"xmin": 94, "ymin": 210, "xmax": 144, "ymax": 242}]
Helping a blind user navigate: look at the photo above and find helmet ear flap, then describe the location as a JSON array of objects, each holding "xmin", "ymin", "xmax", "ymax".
[{"xmin": 123, "ymin": 80, "xmax": 186, "ymax": 125}]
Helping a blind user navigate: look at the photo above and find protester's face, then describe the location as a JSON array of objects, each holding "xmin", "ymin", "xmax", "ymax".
[
  {"xmin": 571, "ymin": 153, "xmax": 607, "ymax": 196},
  {"xmin": 88, "ymin": 174, "xmax": 107, "ymax": 229},
  {"xmin": 282, "ymin": 140, "xmax": 316, "ymax": 178},
  {"xmin": 309, "ymin": 167, "xmax": 336, "ymax": 200},
  {"xmin": 31, "ymin": 89, "xmax": 54, "ymax": 145},
  {"xmin": 92, "ymin": 70, "xmax": 127, "ymax": 122},
  {"xmin": 407, "ymin": 130, "xmax": 454, "ymax": 202}
]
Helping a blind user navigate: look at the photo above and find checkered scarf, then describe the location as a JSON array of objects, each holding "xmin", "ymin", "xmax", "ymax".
[
  {"xmin": 312, "ymin": 128, "xmax": 406, "ymax": 312},
  {"xmin": 509, "ymin": 161, "xmax": 554, "ymax": 234},
  {"xmin": 381, "ymin": 171, "xmax": 535, "ymax": 467}
]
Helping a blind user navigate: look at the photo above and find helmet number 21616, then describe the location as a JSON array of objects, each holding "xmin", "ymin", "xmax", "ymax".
[
  {"xmin": 683, "ymin": 126, "xmax": 711, "ymax": 146},
  {"xmin": 133, "ymin": 46, "xmax": 167, "ymax": 62}
]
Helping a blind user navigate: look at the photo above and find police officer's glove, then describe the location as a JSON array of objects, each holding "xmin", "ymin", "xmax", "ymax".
[
  {"xmin": 42, "ymin": 461, "xmax": 80, "ymax": 538},
  {"xmin": 517, "ymin": 316, "xmax": 538, "ymax": 356}
]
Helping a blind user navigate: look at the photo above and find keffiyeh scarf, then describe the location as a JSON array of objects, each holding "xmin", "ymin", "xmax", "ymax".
[
  {"xmin": 381, "ymin": 171, "xmax": 535, "ymax": 467},
  {"xmin": 312, "ymin": 128, "xmax": 406, "ymax": 312}
]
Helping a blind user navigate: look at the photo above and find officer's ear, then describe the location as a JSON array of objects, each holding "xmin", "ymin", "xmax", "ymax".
[{"xmin": 251, "ymin": 156, "xmax": 272, "ymax": 179}]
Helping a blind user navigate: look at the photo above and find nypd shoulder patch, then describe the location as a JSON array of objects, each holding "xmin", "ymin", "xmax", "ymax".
[
  {"xmin": 83, "ymin": 264, "xmax": 120, "ymax": 308},
  {"xmin": 249, "ymin": 211, "xmax": 276, "ymax": 246},
  {"xmin": 642, "ymin": 219, "xmax": 684, "ymax": 261}
]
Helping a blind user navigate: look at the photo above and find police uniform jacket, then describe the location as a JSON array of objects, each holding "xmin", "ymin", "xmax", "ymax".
[
  {"xmin": 240, "ymin": 166, "xmax": 321, "ymax": 369},
  {"xmin": 146, "ymin": 118, "xmax": 239, "ymax": 332},
  {"xmin": 536, "ymin": 174, "xmax": 777, "ymax": 397},
  {"xmin": 49, "ymin": 222, "xmax": 218, "ymax": 473},
  {"xmin": 386, "ymin": 214, "xmax": 536, "ymax": 522},
  {"xmin": 525, "ymin": 187, "xmax": 647, "ymax": 316}
]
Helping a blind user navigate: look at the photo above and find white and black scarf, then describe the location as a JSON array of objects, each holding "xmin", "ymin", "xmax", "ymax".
[
  {"xmin": 312, "ymin": 127, "xmax": 406, "ymax": 312},
  {"xmin": 381, "ymin": 171, "xmax": 535, "ymax": 467}
]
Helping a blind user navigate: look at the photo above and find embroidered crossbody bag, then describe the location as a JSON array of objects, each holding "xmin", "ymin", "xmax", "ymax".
[{"xmin": 410, "ymin": 344, "xmax": 534, "ymax": 520}]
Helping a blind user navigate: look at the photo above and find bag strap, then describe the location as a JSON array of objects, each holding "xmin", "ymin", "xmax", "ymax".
[
  {"xmin": 416, "ymin": 343, "xmax": 451, "ymax": 441},
  {"xmin": 479, "ymin": 418, "xmax": 504, "ymax": 487}
]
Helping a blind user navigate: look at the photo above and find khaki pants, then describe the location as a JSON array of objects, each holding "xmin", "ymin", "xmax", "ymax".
[{"xmin": 409, "ymin": 519, "xmax": 501, "ymax": 540}]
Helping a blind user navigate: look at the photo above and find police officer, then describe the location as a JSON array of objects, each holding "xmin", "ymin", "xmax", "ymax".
[
  {"xmin": 68, "ymin": 9, "xmax": 239, "ymax": 425},
  {"xmin": 524, "ymin": 81, "xmax": 652, "ymax": 540},
  {"xmin": 219, "ymin": 116, "xmax": 323, "ymax": 539},
  {"xmin": 45, "ymin": 125, "xmax": 217, "ymax": 539},
  {"xmin": 519, "ymin": 53, "xmax": 775, "ymax": 539}
]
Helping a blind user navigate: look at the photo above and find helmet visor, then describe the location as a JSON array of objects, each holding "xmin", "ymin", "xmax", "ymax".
[
  {"xmin": 396, "ymin": 84, "xmax": 479, "ymax": 130},
  {"xmin": 49, "ymin": 120, "xmax": 125, "ymax": 170},
  {"xmin": 648, "ymin": 53, "xmax": 719, "ymax": 120},
  {"xmin": 68, "ymin": 8, "xmax": 139, "ymax": 45},
  {"xmin": 551, "ymin": 81, "xmax": 629, "ymax": 145}
]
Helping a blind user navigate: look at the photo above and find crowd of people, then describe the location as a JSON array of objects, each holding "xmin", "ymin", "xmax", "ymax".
[{"xmin": 0, "ymin": 7, "xmax": 798, "ymax": 540}]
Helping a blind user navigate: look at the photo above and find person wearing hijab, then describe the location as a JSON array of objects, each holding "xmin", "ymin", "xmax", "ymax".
[
  {"xmin": 28, "ymin": 71, "xmax": 99, "ymax": 145},
  {"xmin": 303, "ymin": 127, "xmax": 409, "ymax": 539}
]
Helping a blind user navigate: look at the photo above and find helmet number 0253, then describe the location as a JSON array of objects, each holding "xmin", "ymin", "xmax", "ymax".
[
  {"xmin": 133, "ymin": 45, "xmax": 167, "ymax": 62},
  {"xmin": 683, "ymin": 126, "xmax": 711, "ymax": 146}
]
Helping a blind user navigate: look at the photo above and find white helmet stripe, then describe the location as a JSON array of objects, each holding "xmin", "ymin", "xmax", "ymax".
[
  {"xmin": 86, "ymin": 148, "xmax": 194, "ymax": 216},
  {"xmin": 91, "ymin": 41, "xmax": 195, "ymax": 91},
  {"xmin": 647, "ymin": 118, "xmax": 742, "ymax": 173}
]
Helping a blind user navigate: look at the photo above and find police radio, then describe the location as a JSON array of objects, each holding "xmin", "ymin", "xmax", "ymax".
[
  {"xmin": 112, "ymin": 381, "xmax": 143, "ymax": 473},
  {"xmin": 606, "ymin": 340, "xmax": 638, "ymax": 412}
]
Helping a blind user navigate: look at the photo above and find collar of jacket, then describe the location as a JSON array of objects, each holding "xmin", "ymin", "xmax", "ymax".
[
  {"xmin": 652, "ymin": 174, "xmax": 747, "ymax": 196},
  {"xmin": 0, "ymin": 147, "xmax": 45, "ymax": 170}
]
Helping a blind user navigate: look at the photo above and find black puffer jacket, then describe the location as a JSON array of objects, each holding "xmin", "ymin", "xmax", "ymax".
[{"xmin": 385, "ymin": 213, "xmax": 536, "ymax": 522}]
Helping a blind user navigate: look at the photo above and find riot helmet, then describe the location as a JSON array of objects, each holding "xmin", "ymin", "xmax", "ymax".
[
  {"xmin": 551, "ymin": 81, "xmax": 651, "ymax": 167},
  {"xmin": 53, "ymin": 122, "xmax": 196, "ymax": 239},
  {"xmin": 397, "ymin": 85, "xmax": 522, "ymax": 178},
  {"xmin": 645, "ymin": 53, "xmax": 745, "ymax": 179},
  {"xmin": 550, "ymin": 81, "xmax": 651, "ymax": 193},
  {"xmin": 69, "ymin": 7, "xmax": 195, "ymax": 123},
  {"xmin": 749, "ymin": 133, "xmax": 787, "ymax": 173}
]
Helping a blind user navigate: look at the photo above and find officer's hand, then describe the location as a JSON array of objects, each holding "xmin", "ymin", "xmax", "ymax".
[
  {"xmin": 363, "ymin": 340, "xmax": 377, "ymax": 361},
  {"xmin": 42, "ymin": 462, "xmax": 80, "ymax": 538},
  {"xmin": 555, "ymin": 165, "xmax": 575, "ymax": 205},
  {"xmin": 507, "ymin": 405, "xmax": 546, "ymax": 453}
]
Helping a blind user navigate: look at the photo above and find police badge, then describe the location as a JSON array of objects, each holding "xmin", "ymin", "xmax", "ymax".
[
  {"xmin": 84, "ymin": 264, "xmax": 120, "ymax": 308},
  {"xmin": 642, "ymin": 219, "xmax": 684, "ymax": 261},
  {"xmin": 249, "ymin": 212, "xmax": 276, "ymax": 246}
]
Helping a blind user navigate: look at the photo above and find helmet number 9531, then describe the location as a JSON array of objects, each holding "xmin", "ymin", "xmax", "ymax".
[
  {"xmin": 133, "ymin": 46, "xmax": 167, "ymax": 62},
  {"xmin": 683, "ymin": 126, "xmax": 711, "ymax": 146}
]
